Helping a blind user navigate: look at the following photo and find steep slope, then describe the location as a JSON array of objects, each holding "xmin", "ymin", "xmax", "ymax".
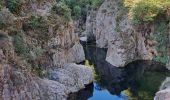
[{"xmin": 0, "ymin": 0, "xmax": 93, "ymax": 100}]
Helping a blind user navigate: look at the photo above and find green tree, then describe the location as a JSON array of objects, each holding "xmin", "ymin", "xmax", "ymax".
[
  {"xmin": 52, "ymin": 1, "xmax": 71, "ymax": 20},
  {"xmin": 73, "ymin": 5, "xmax": 81, "ymax": 18}
]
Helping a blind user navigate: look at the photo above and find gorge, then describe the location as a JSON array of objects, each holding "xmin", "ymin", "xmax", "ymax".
[{"xmin": 0, "ymin": 0, "xmax": 170, "ymax": 100}]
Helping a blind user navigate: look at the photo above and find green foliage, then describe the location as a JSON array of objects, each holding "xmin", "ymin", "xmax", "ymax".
[
  {"xmin": 124, "ymin": 0, "xmax": 170, "ymax": 62},
  {"xmin": 153, "ymin": 21, "xmax": 168, "ymax": 63},
  {"xmin": 12, "ymin": 32, "xmax": 29, "ymax": 57},
  {"xmin": 114, "ymin": 25, "xmax": 121, "ymax": 32},
  {"xmin": 25, "ymin": 15, "xmax": 43, "ymax": 29},
  {"xmin": 85, "ymin": 60, "xmax": 100, "ymax": 83},
  {"xmin": 73, "ymin": 5, "xmax": 81, "ymax": 18},
  {"xmin": 155, "ymin": 56, "xmax": 168, "ymax": 63},
  {"xmin": 90, "ymin": 0, "xmax": 103, "ymax": 9},
  {"xmin": 6, "ymin": 0, "xmax": 24, "ymax": 14},
  {"xmin": 0, "ymin": 8, "xmax": 15, "ymax": 28},
  {"xmin": 35, "ymin": 68, "xmax": 46, "ymax": 78},
  {"xmin": 30, "ymin": 47, "xmax": 45, "ymax": 60},
  {"xmin": 23, "ymin": 15, "xmax": 49, "ymax": 42},
  {"xmin": 56, "ymin": 0, "xmax": 103, "ymax": 19},
  {"xmin": 124, "ymin": 0, "xmax": 170, "ymax": 24},
  {"xmin": 52, "ymin": 1, "xmax": 71, "ymax": 20}
]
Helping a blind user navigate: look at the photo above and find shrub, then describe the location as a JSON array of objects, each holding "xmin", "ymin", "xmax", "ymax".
[
  {"xmin": 124, "ymin": 0, "xmax": 170, "ymax": 24},
  {"xmin": 89, "ymin": 0, "xmax": 103, "ymax": 9},
  {"xmin": 73, "ymin": 5, "xmax": 81, "ymax": 18},
  {"xmin": 56, "ymin": 0, "xmax": 103, "ymax": 19},
  {"xmin": 24, "ymin": 15, "xmax": 43, "ymax": 29},
  {"xmin": 0, "ymin": 8, "xmax": 15, "ymax": 28},
  {"xmin": 52, "ymin": 1, "xmax": 71, "ymax": 20},
  {"xmin": 12, "ymin": 32, "xmax": 29, "ymax": 57},
  {"xmin": 30, "ymin": 47, "xmax": 45, "ymax": 60},
  {"xmin": 153, "ymin": 21, "xmax": 168, "ymax": 63},
  {"xmin": 6, "ymin": 0, "xmax": 24, "ymax": 14},
  {"xmin": 155, "ymin": 55, "xmax": 168, "ymax": 63}
]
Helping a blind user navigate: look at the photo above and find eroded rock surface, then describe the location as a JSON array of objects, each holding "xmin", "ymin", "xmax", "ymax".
[
  {"xmin": 155, "ymin": 77, "xmax": 170, "ymax": 100},
  {"xmin": 0, "ymin": 0, "xmax": 92, "ymax": 100},
  {"xmin": 94, "ymin": 0, "xmax": 154, "ymax": 67},
  {"xmin": 0, "ymin": 63, "xmax": 93, "ymax": 100}
]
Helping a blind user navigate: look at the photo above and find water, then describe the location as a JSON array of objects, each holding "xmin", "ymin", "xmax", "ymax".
[
  {"xmin": 68, "ymin": 43, "xmax": 170, "ymax": 100},
  {"xmin": 88, "ymin": 83, "xmax": 128, "ymax": 100}
]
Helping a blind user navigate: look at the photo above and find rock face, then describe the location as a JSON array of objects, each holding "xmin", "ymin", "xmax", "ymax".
[
  {"xmin": 48, "ymin": 63, "xmax": 93, "ymax": 92},
  {"xmin": 47, "ymin": 22, "xmax": 85, "ymax": 67},
  {"xmin": 155, "ymin": 77, "xmax": 170, "ymax": 100},
  {"xmin": 0, "ymin": 64, "xmax": 67, "ymax": 100},
  {"xmin": 94, "ymin": 0, "xmax": 154, "ymax": 67},
  {"xmin": 0, "ymin": 35, "xmax": 92, "ymax": 100},
  {"xmin": 0, "ymin": 0, "xmax": 92, "ymax": 100},
  {"xmin": 0, "ymin": 63, "xmax": 93, "ymax": 100},
  {"xmin": 85, "ymin": 10, "xmax": 97, "ymax": 42},
  {"xmin": 155, "ymin": 89, "xmax": 170, "ymax": 100}
]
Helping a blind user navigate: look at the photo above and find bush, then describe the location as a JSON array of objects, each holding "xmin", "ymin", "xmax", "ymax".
[
  {"xmin": 30, "ymin": 47, "xmax": 45, "ymax": 60},
  {"xmin": 89, "ymin": 0, "xmax": 103, "ymax": 9},
  {"xmin": 52, "ymin": 1, "xmax": 71, "ymax": 20},
  {"xmin": 24, "ymin": 15, "xmax": 43, "ymax": 29},
  {"xmin": 12, "ymin": 32, "xmax": 29, "ymax": 57},
  {"xmin": 56, "ymin": 0, "xmax": 103, "ymax": 19},
  {"xmin": 153, "ymin": 21, "xmax": 168, "ymax": 63},
  {"xmin": 73, "ymin": 5, "xmax": 81, "ymax": 18},
  {"xmin": 6, "ymin": 0, "xmax": 24, "ymax": 14},
  {"xmin": 0, "ymin": 8, "xmax": 15, "ymax": 28},
  {"xmin": 124, "ymin": 0, "xmax": 170, "ymax": 24},
  {"xmin": 132, "ymin": 1, "xmax": 160, "ymax": 24}
]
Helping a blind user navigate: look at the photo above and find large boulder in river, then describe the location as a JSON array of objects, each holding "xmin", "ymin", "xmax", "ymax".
[
  {"xmin": 155, "ymin": 77, "xmax": 170, "ymax": 100},
  {"xmin": 154, "ymin": 88, "xmax": 170, "ymax": 100},
  {"xmin": 95, "ymin": 0, "xmax": 152, "ymax": 67},
  {"xmin": 48, "ymin": 63, "xmax": 93, "ymax": 92}
]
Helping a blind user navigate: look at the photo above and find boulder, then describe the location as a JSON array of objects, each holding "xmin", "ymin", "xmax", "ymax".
[
  {"xmin": 155, "ymin": 77, "xmax": 170, "ymax": 100},
  {"xmin": 154, "ymin": 89, "xmax": 170, "ymax": 100},
  {"xmin": 48, "ymin": 63, "xmax": 93, "ymax": 92},
  {"xmin": 0, "ymin": 63, "xmax": 93, "ymax": 100}
]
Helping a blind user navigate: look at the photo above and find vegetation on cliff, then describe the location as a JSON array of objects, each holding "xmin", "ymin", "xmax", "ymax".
[
  {"xmin": 124, "ymin": 0, "xmax": 170, "ymax": 63},
  {"xmin": 124, "ymin": 0, "xmax": 170, "ymax": 24},
  {"xmin": 56, "ymin": 0, "xmax": 103, "ymax": 19}
]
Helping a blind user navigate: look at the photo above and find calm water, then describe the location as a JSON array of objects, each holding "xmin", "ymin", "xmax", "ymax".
[
  {"xmin": 88, "ymin": 83, "xmax": 128, "ymax": 100},
  {"xmin": 68, "ymin": 43, "xmax": 170, "ymax": 100}
]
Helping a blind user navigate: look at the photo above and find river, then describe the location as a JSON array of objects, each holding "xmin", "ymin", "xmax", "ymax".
[{"xmin": 68, "ymin": 42, "xmax": 170, "ymax": 100}]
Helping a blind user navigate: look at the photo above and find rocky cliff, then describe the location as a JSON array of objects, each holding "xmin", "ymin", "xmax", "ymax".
[
  {"xmin": 0, "ymin": 0, "xmax": 93, "ymax": 100},
  {"xmin": 84, "ymin": 0, "xmax": 158, "ymax": 67}
]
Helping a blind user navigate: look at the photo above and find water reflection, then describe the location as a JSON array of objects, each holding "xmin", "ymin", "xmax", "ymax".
[
  {"xmin": 69, "ymin": 43, "xmax": 170, "ymax": 100},
  {"xmin": 88, "ymin": 83, "xmax": 128, "ymax": 100},
  {"xmin": 68, "ymin": 83, "xmax": 94, "ymax": 100}
]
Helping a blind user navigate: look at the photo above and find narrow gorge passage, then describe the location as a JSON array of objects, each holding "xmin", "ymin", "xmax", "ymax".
[
  {"xmin": 68, "ymin": 42, "xmax": 170, "ymax": 100},
  {"xmin": 1, "ymin": 0, "xmax": 170, "ymax": 100}
]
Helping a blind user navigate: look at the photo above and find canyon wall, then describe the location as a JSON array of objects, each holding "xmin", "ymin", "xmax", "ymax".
[{"xmin": 0, "ymin": 0, "xmax": 92, "ymax": 100}]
